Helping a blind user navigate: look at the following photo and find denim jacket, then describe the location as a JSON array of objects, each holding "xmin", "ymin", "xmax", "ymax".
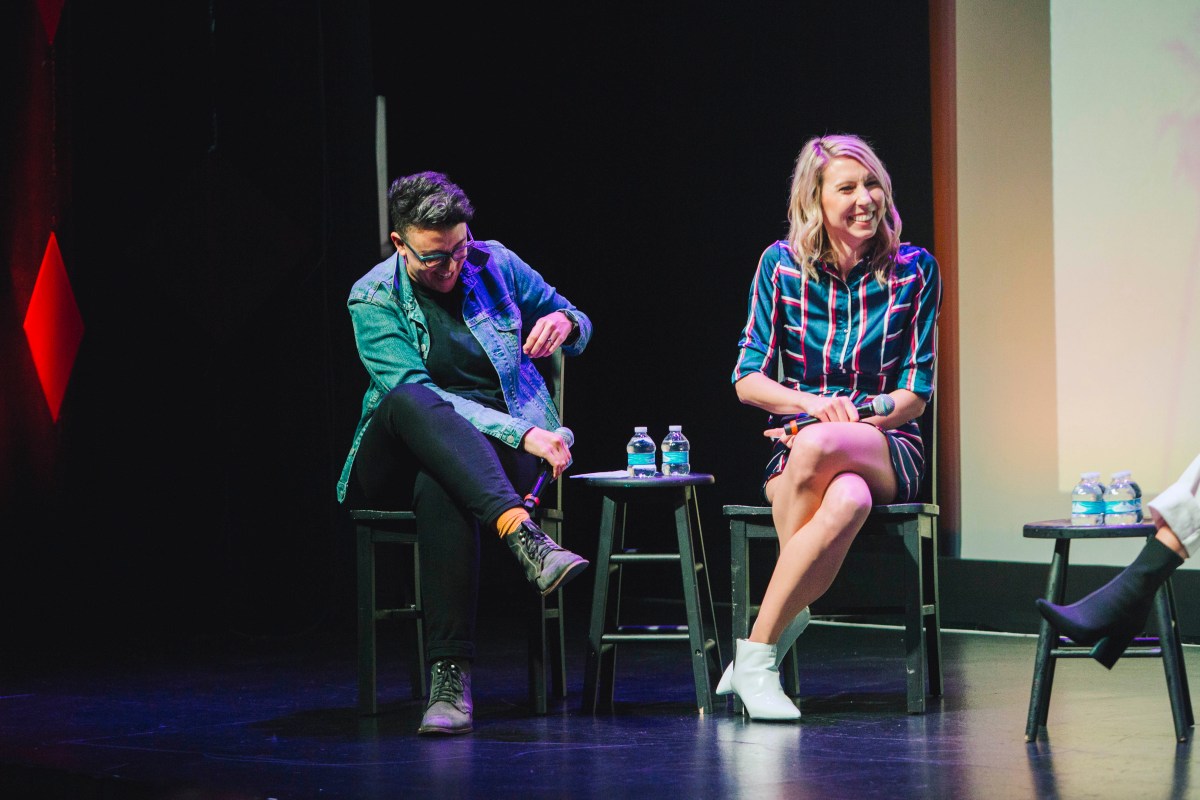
[{"xmin": 336, "ymin": 239, "xmax": 592, "ymax": 503}]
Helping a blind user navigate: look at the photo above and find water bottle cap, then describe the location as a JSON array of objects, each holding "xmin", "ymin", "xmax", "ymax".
[
  {"xmin": 634, "ymin": 426, "xmax": 647, "ymax": 434},
  {"xmin": 1082, "ymin": 471, "xmax": 1100, "ymax": 480},
  {"xmin": 1111, "ymin": 470, "xmax": 1131, "ymax": 479},
  {"xmin": 668, "ymin": 425, "xmax": 681, "ymax": 432}
]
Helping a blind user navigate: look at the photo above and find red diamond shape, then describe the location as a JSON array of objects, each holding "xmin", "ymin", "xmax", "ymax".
[
  {"xmin": 37, "ymin": 0, "xmax": 65, "ymax": 44},
  {"xmin": 23, "ymin": 233, "xmax": 84, "ymax": 421}
]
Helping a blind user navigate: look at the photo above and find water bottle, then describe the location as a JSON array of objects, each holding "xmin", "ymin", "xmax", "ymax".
[
  {"xmin": 1070, "ymin": 471, "xmax": 1106, "ymax": 525},
  {"xmin": 660, "ymin": 425, "xmax": 691, "ymax": 476},
  {"xmin": 1103, "ymin": 470, "xmax": 1144, "ymax": 525},
  {"xmin": 626, "ymin": 426, "xmax": 656, "ymax": 477}
]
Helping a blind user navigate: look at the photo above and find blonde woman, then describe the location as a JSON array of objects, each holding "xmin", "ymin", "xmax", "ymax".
[{"xmin": 723, "ymin": 135, "xmax": 942, "ymax": 719}]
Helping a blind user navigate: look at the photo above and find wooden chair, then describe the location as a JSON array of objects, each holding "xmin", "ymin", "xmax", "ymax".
[
  {"xmin": 722, "ymin": 399, "xmax": 943, "ymax": 714},
  {"xmin": 352, "ymin": 351, "xmax": 569, "ymax": 715}
]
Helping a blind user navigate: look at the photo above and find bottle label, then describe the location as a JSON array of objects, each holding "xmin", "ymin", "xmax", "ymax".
[
  {"xmin": 662, "ymin": 451, "xmax": 689, "ymax": 465},
  {"xmin": 627, "ymin": 453, "xmax": 654, "ymax": 467},
  {"xmin": 1072, "ymin": 500, "xmax": 1104, "ymax": 515},
  {"xmin": 1104, "ymin": 500, "xmax": 1142, "ymax": 515}
]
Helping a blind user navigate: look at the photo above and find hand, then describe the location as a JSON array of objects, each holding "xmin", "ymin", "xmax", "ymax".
[
  {"xmin": 523, "ymin": 311, "xmax": 574, "ymax": 358},
  {"xmin": 521, "ymin": 426, "xmax": 573, "ymax": 478},
  {"xmin": 800, "ymin": 394, "xmax": 860, "ymax": 423},
  {"xmin": 762, "ymin": 395, "xmax": 860, "ymax": 440}
]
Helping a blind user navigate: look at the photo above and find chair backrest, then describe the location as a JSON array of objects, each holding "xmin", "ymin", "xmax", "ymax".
[{"xmin": 533, "ymin": 348, "xmax": 566, "ymax": 512}]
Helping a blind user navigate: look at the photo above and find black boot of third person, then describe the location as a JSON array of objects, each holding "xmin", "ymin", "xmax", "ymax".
[
  {"xmin": 1036, "ymin": 537, "xmax": 1183, "ymax": 669},
  {"xmin": 506, "ymin": 519, "xmax": 589, "ymax": 596}
]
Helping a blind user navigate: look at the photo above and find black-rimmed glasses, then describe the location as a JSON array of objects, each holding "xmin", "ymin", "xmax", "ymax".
[{"xmin": 401, "ymin": 229, "xmax": 473, "ymax": 270}]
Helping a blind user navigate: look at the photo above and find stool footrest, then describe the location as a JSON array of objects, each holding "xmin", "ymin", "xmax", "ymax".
[
  {"xmin": 375, "ymin": 608, "xmax": 419, "ymax": 621},
  {"xmin": 618, "ymin": 624, "xmax": 688, "ymax": 633},
  {"xmin": 602, "ymin": 632, "xmax": 692, "ymax": 643},
  {"xmin": 1051, "ymin": 646, "xmax": 1163, "ymax": 658},
  {"xmin": 611, "ymin": 553, "xmax": 681, "ymax": 564}
]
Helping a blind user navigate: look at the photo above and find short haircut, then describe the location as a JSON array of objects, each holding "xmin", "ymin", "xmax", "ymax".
[{"xmin": 387, "ymin": 171, "xmax": 475, "ymax": 238}]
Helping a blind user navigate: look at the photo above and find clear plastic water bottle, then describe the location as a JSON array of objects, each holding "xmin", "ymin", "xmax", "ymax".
[
  {"xmin": 660, "ymin": 425, "xmax": 691, "ymax": 476},
  {"xmin": 1103, "ymin": 470, "xmax": 1144, "ymax": 525},
  {"xmin": 1070, "ymin": 471, "xmax": 1106, "ymax": 525},
  {"xmin": 626, "ymin": 426, "xmax": 656, "ymax": 477}
]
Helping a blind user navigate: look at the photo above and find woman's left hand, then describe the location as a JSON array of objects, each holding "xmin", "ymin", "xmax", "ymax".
[{"xmin": 523, "ymin": 311, "xmax": 574, "ymax": 358}]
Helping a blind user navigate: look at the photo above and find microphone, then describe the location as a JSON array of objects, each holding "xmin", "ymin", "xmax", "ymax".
[
  {"xmin": 777, "ymin": 395, "xmax": 895, "ymax": 437},
  {"xmin": 523, "ymin": 426, "xmax": 575, "ymax": 512}
]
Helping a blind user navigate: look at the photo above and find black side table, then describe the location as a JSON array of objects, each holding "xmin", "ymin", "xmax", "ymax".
[
  {"xmin": 573, "ymin": 471, "xmax": 722, "ymax": 713},
  {"xmin": 1024, "ymin": 518, "xmax": 1193, "ymax": 742}
]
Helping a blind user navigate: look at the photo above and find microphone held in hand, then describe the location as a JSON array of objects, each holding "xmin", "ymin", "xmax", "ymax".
[
  {"xmin": 778, "ymin": 395, "xmax": 895, "ymax": 437},
  {"xmin": 522, "ymin": 426, "xmax": 575, "ymax": 512}
]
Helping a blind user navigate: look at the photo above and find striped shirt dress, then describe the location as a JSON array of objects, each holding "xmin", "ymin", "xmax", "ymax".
[{"xmin": 732, "ymin": 241, "xmax": 942, "ymax": 502}]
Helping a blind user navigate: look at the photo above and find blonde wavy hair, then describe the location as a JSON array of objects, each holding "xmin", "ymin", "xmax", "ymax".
[{"xmin": 786, "ymin": 134, "xmax": 906, "ymax": 282}]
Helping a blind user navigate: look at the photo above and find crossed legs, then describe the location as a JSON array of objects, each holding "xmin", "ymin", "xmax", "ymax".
[{"xmin": 750, "ymin": 422, "xmax": 898, "ymax": 645}]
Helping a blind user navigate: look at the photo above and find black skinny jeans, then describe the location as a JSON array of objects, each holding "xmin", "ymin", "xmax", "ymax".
[{"xmin": 352, "ymin": 383, "xmax": 536, "ymax": 664}]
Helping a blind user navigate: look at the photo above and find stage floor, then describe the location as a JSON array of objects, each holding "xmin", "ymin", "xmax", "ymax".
[{"xmin": 2, "ymin": 613, "xmax": 1196, "ymax": 799}]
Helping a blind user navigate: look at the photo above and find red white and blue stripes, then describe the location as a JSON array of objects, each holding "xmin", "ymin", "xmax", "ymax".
[{"xmin": 733, "ymin": 241, "xmax": 942, "ymax": 501}]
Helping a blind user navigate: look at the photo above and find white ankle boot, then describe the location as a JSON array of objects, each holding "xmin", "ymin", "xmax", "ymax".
[
  {"xmin": 728, "ymin": 638, "xmax": 801, "ymax": 720},
  {"xmin": 716, "ymin": 607, "xmax": 811, "ymax": 696}
]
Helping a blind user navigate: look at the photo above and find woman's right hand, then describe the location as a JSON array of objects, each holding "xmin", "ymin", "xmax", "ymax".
[{"xmin": 521, "ymin": 426, "xmax": 573, "ymax": 478}]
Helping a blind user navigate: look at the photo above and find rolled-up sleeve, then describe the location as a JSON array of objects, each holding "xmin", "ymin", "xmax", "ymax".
[
  {"xmin": 893, "ymin": 251, "xmax": 942, "ymax": 401},
  {"xmin": 732, "ymin": 244, "xmax": 783, "ymax": 383}
]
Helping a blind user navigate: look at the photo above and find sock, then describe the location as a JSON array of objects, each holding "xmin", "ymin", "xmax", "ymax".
[{"xmin": 496, "ymin": 507, "xmax": 530, "ymax": 538}]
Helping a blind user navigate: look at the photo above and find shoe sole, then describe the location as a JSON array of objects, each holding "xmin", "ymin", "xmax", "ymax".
[
  {"xmin": 417, "ymin": 723, "xmax": 473, "ymax": 735},
  {"xmin": 541, "ymin": 558, "xmax": 589, "ymax": 596}
]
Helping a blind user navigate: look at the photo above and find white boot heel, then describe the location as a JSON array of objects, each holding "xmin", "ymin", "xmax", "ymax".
[
  {"xmin": 716, "ymin": 607, "xmax": 811, "ymax": 696},
  {"xmin": 729, "ymin": 638, "xmax": 801, "ymax": 720}
]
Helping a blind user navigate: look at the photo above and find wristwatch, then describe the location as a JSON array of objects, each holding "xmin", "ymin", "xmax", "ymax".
[{"xmin": 560, "ymin": 307, "xmax": 581, "ymax": 344}]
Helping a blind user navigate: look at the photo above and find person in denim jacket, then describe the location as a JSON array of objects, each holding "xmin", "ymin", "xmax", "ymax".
[{"xmin": 339, "ymin": 171, "xmax": 591, "ymax": 735}]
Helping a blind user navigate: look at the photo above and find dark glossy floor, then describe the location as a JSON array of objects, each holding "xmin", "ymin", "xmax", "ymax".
[{"xmin": 2, "ymin": 611, "xmax": 1197, "ymax": 800}]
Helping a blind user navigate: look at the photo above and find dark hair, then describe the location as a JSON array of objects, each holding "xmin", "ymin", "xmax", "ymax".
[{"xmin": 387, "ymin": 171, "xmax": 475, "ymax": 237}]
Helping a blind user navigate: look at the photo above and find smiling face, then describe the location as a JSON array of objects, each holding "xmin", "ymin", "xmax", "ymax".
[
  {"xmin": 819, "ymin": 156, "xmax": 886, "ymax": 266},
  {"xmin": 390, "ymin": 223, "xmax": 470, "ymax": 293}
]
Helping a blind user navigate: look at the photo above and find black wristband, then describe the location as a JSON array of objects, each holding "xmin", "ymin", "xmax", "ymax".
[{"xmin": 560, "ymin": 307, "xmax": 581, "ymax": 345}]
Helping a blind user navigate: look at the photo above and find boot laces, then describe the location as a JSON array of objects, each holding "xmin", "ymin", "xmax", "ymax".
[
  {"xmin": 429, "ymin": 660, "xmax": 465, "ymax": 705},
  {"xmin": 519, "ymin": 526, "xmax": 558, "ymax": 564}
]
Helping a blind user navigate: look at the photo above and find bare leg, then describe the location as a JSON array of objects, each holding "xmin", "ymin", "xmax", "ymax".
[
  {"xmin": 1156, "ymin": 523, "xmax": 1189, "ymax": 560},
  {"xmin": 751, "ymin": 422, "xmax": 897, "ymax": 644}
]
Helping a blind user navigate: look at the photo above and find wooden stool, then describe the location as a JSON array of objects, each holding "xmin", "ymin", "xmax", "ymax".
[
  {"xmin": 574, "ymin": 471, "xmax": 722, "ymax": 713},
  {"xmin": 1024, "ymin": 519, "xmax": 1194, "ymax": 742}
]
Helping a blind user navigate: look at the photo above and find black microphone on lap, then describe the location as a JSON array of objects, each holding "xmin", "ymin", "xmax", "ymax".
[
  {"xmin": 777, "ymin": 395, "xmax": 895, "ymax": 437},
  {"xmin": 523, "ymin": 426, "xmax": 575, "ymax": 512}
]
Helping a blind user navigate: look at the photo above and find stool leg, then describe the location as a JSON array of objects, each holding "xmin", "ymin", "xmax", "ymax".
[
  {"xmin": 583, "ymin": 496, "xmax": 620, "ymax": 712},
  {"xmin": 902, "ymin": 517, "xmax": 927, "ymax": 714},
  {"xmin": 528, "ymin": 593, "xmax": 550, "ymax": 715},
  {"xmin": 689, "ymin": 488, "xmax": 724, "ymax": 687},
  {"xmin": 1155, "ymin": 581, "xmax": 1192, "ymax": 741},
  {"xmin": 923, "ymin": 513, "xmax": 944, "ymax": 698},
  {"xmin": 410, "ymin": 539, "xmax": 427, "ymax": 700},
  {"xmin": 551, "ymin": 587, "xmax": 568, "ymax": 701},
  {"xmin": 675, "ymin": 488, "xmax": 713, "ymax": 714},
  {"xmin": 729, "ymin": 518, "xmax": 750, "ymax": 714},
  {"xmin": 1165, "ymin": 579, "xmax": 1194, "ymax": 727},
  {"xmin": 357, "ymin": 526, "xmax": 378, "ymax": 716},
  {"xmin": 1026, "ymin": 538, "xmax": 1070, "ymax": 741}
]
